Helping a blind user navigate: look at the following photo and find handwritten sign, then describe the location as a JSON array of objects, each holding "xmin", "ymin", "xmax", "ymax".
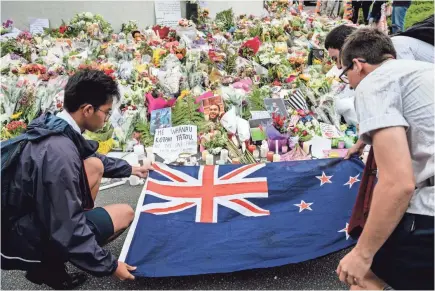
[
  {"xmin": 29, "ymin": 18, "xmax": 49, "ymax": 35},
  {"xmin": 153, "ymin": 125, "xmax": 197, "ymax": 162},
  {"xmin": 154, "ymin": 0, "xmax": 182, "ymax": 27},
  {"xmin": 320, "ymin": 122, "xmax": 343, "ymax": 139}
]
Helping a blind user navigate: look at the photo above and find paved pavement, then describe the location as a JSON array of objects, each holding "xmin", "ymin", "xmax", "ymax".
[{"xmin": 1, "ymin": 184, "xmax": 350, "ymax": 290}]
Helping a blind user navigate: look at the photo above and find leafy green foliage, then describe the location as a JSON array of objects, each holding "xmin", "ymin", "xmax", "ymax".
[
  {"xmin": 215, "ymin": 8, "xmax": 235, "ymax": 31},
  {"xmin": 247, "ymin": 87, "xmax": 268, "ymax": 111},
  {"xmin": 404, "ymin": 1, "xmax": 434, "ymax": 29},
  {"xmin": 171, "ymin": 95, "xmax": 205, "ymax": 128},
  {"xmin": 135, "ymin": 121, "xmax": 154, "ymax": 147}
]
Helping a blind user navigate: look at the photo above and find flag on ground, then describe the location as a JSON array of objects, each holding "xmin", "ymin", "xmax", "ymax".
[{"xmin": 120, "ymin": 158, "xmax": 364, "ymax": 277}]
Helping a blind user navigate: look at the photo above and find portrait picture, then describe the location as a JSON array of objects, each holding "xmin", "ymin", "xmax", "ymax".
[
  {"xmin": 202, "ymin": 96, "xmax": 225, "ymax": 123},
  {"xmin": 150, "ymin": 107, "xmax": 172, "ymax": 135},
  {"xmin": 264, "ymin": 98, "xmax": 288, "ymax": 118}
]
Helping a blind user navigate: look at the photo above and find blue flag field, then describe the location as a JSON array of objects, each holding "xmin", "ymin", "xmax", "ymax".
[{"xmin": 120, "ymin": 158, "xmax": 364, "ymax": 277}]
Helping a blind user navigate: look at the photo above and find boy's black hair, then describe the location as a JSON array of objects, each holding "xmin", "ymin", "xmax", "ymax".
[
  {"xmin": 341, "ymin": 28, "xmax": 397, "ymax": 68},
  {"xmin": 63, "ymin": 70, "xmax": 120, "ymax": 113},
  {"xmin": 324, "ymin": 25, "xmax": 357, "ymax": 50},
  {"xmin": 131, "ymin": 30, "xmax": 141, "ymax": 37}
]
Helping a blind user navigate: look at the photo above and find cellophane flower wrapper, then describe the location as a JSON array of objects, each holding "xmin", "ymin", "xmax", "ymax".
[
  {"xmin": 0, "ymin": 76, "xmax": 27, "ymax": 123},
  {"xmin": 220, "ymin": 107, "xmax": 238, "ymax": 134},
  {"xmin": 220, "ymin": 85, "xmax": 247, "ymax": 116}
]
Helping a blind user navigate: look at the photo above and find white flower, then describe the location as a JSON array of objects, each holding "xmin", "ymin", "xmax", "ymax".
[
  {"xmin": 79, "ymin": 20, "xmax": 85, "ymax": 26},
  {"xmin": 85, "ymin": 12, "xmax": 94, "ymax": 19},
  {"xmin": 270, "ymin": 55, "xmax": 280, "ymax": 65},
  {"xmin": 86, "ymin": 22, "xmax": 91, "ymax": 27},
  {"xmin": 305, "ymin": 121, "xmax": 312, "ymax": 128}
]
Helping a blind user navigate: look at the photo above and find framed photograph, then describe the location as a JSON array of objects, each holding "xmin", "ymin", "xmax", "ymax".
[
  {"xmin": 202, "ymin": 96, "xmax": 225, "ymax": 123},
  {"xmin": 249, "ymin": 118, "xmax": 272, "ymax": 141},
  {"xmin": 150, "ymin": 107, "xmax": 172, "ymax": 135},
  {"xmin": 264, "ymin": 98, "xmax": 288, "ymax": 118}
]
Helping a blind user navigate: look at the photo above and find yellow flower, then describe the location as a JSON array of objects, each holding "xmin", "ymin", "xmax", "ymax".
[
  {"xmin": 153, "ymin": 49, "xmax": 163, "ymax": 66},
  {"xmin": 313, "ymin": 59, "xmax": 322, "ymax": 65},
  {"xmin": 179, "ymin": 90, "xmax": 190, "ymax": 99},
  {"xmin": 11, "ymin": 112, "xmax": 23, "ymax": 120},
  {"xmin": 97, "ymin": 138, "xmax": 114, "ymax": 155},
  {"xmin": 136, "ymin": 64, "xmax": 148, "ymax": 74}
]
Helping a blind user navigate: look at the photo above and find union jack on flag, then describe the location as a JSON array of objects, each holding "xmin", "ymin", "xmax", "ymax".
[
  {"xmin": 121, "ymin": 158, "xmax": 364, "ymax": 278},
  {"xmin": 142, "ymin": 163, "xmax": 269, "ymax": 223}
]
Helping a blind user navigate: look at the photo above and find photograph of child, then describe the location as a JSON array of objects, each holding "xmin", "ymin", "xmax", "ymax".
[
  {"xmin": 264, "ymin": 98, "xmax": 288, "ymax": 118},
  {"xmin": 150, "ymin": 107, "xmax": 172, "ymax": 135},
  {"xmin": 202, "ymin": 96, "xmax": 225, "ymax": 123}
]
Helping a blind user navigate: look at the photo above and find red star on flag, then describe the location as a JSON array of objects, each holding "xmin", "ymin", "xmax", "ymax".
[
  {"xmin": 294, "ymin": 200, "xmax": 313, "ymax": 212},
  {"xmin": 316, "ymin": 171, "xmax": 333, "ymax": 186},
  {"xmin": 344, "ymin": 174, "xmax": 361, "ymax": 189},
  {"xmin": 338, "ymin": 223, "xmax": 350, "ymax": 240}
]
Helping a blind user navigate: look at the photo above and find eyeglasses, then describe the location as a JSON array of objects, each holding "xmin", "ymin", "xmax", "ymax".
[
  {"xmin": 339, "ymin": 59, "xmax": 367, "ymax": 84},
  {"xmin": 94, "ymin": 107, "xmax": 112, "ymax": 121}
]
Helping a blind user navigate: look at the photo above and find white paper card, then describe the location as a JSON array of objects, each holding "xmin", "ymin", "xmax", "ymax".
[
  {"xmin": 29, "ymin": 18, "xmax": 49, "ymax": 35},
  {"xmin": 153, "ymin": 125, "xmax": 197, "ymax": 162},
  {"xmin": 250, "ymin": 111, "xmax": 271, "ymax": 119},
  {"xmin": 154, "ymin": 0, "xmax": 182, "ymax": 28}
]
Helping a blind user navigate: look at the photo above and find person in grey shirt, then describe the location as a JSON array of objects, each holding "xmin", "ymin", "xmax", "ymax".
[{"xmin": 336, "ymin": 28, "xmax": 434, "ymax": 290}]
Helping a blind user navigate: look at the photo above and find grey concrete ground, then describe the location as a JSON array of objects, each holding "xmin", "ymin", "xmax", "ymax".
[{"xmin": 1, "ymin": 184, "xmax": 350, "ymax": 290}]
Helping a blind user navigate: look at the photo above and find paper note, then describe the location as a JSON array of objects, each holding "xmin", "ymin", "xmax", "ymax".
[
  {"xmin": 29, "ymin": 18, "xmax": 49, "ymax": 35},
  {"xmin": 153, "ymin": 125, "xmax": 198, "ymax": 162},
  {"xmin": 250, "ymin": 111, "xmax": 271, "ymax": 120},
  {"xmin": 154, "ymin": 0, "xmax": 182, "ymax": 28},
  {"xmin": 320, "ymin": 122, "xmax": 343, "ymax": 139}
]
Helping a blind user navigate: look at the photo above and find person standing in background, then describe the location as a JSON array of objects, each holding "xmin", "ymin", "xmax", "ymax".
[
  {"xmin": 392, "ymin": 1, "xmax": 411, "ymax": 33},
  {"xmin": 351, "ymin": 0, "xmax": 373, "ymax": 25}
]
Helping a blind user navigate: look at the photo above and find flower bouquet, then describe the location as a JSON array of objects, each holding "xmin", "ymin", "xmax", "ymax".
[
  {"xmin": 1, "ymin": 19, "xmax": 13, "ymax": 35},
  {"xmin": 121, "ymin": 20, "xmax": 139, "ymax": 34},
  {"xmin": 1, "ymin": 120, "xmax": 27, "ymax": 140}
]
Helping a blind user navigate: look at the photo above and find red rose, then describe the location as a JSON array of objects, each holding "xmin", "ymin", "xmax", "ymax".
[
  {"xmin": 59, "ymin": 25, "xmax": 67, "ymax": 34},
  {"xmin": 302, "ymin": 130, "xmax": 308, "ymax": 136},
  {"xmin": 293, "ymin": 128, "xmax": 299, "ymax": 133}
]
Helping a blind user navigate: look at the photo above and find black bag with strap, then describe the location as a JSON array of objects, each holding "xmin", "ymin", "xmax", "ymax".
[{"xmin": 394, "ymin": 14, "xmax": 434, "ymax": 46}]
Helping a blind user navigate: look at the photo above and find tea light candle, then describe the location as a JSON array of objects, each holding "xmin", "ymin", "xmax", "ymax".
[
  {"xmin": 273, "ymin": 154, "xmax": 281, "ymax": 162},
  {"xmin": 202, "ymin": 150, "xmax": 209, "ymax": 161},
  {"xmin": 253, "ymin": 149, "xmax": 260, "ymax": 159},
  {"xmin": 220, "ymin": 149, "xmax": 229, "ymax": 161},
  {"xmin": 216, "ymin": 159, "xmax": 226, "ymax": 165},
  {"xmin": 282, "ymin": 145, "xmax": 288, "ymax": 153},
  {"xmin": 267, "ymin": 151, "xmax": 274, "ymax": 162},
  {"xmin": 205, "ymin": 154, "xmax": 214, "ymax": 165}
]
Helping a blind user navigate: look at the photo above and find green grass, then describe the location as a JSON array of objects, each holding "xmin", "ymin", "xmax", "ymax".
[{"xmin": 404, "ymin": 0, "xmax": 434, "ymax": 29}]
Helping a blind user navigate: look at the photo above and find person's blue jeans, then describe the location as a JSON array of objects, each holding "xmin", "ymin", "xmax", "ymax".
[{"xmin": 392, "ymin": 6, "xmax": 409, "ymax": 33}]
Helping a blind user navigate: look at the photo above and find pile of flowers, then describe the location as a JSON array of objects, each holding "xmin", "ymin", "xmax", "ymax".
[{"xmin": 0, "ymin": 3, "xmax": 359, "ymax": 161}]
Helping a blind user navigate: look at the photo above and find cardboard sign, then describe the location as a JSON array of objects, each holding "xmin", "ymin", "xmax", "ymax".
[
  {"xmin": 29, "ymin": 18, "xmax": 49, "ymax": 35},
  {"xmin": 154, "ymin": 0, "xmax": 182, "ymax": 27},
  {"xmin": 153, "ymin": 125, "xmax": 197, "ymax": 162}
]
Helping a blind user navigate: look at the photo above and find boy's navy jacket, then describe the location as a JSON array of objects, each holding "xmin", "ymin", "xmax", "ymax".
[{"xmin": 1, "ymin": 113, "xmax": 132, "ymax": 276}]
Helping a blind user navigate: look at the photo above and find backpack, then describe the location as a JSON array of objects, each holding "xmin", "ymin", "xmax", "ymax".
[
  {"xmin": 394, "ymin": 15, "xmax": 434, "ymax": 46},
  {"xmin": 1, "ymin": 135, "xmax": 31, "ymax": 215}
]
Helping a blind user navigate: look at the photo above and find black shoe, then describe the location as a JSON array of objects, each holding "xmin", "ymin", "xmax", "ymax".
[{"xmin": 26, "ymin": 265, "xmax": 88, "ymax": 290}]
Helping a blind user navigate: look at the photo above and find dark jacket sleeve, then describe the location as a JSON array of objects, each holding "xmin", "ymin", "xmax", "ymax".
[
  {"xmin": 37, "ymin": 140, "xmax": 118, "ymax": 277},
  {"xmin": 92, "ymin": 153, "xmax": 132, "ymax": 178}
]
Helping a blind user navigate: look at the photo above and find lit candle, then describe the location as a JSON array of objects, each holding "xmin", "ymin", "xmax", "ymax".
[
  {"xmin": 220, "ymin": 149, "xmax": 228, "ymax": 161},
  {"xmin": 253, "ymin": 149, "xmax": 260, "ymax": 159},
  {"xmin": 267, "ymin": 151, "xmax": 274, "ymax": 162},
  {"xmin": 282, "ymin": 145, "xmax": 288, "ymax": 153},
  {"xmin": 202, "ymin": 150, "xmax": 209, "ymax": 161},
  {"xmin": 205, "ymin": 154, "xmax": 214, "ymax": 165}
]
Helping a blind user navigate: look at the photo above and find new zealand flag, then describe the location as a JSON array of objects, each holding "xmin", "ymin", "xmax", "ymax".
[{"xmin": 120, "ymin": 158, "xmax": 364, "ymax": 277}]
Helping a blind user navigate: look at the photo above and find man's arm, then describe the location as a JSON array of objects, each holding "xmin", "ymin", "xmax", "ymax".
[
  {"xmin": 92, "ymin": 153, "xmax": 132, "ymax": 178},
  {"xmin": 354, "ymin": 126, "xmax": 415, "ymax": 259}
]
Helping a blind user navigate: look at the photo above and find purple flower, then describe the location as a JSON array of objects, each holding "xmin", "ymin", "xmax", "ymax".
[
  {"xmin": 3, "ymin": 19, "xmax": 13, "ymax": 28},
  {"xmin": 10, "ymin": 53, "xmax": 19, "ymax": 60}
]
